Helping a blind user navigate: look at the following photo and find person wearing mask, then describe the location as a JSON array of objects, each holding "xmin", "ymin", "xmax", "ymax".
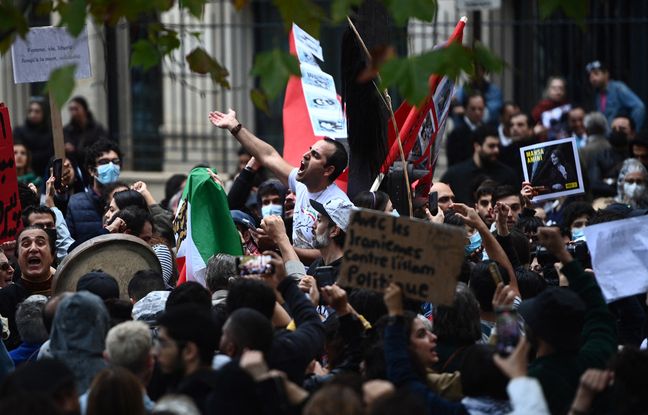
[
  {"xmin": 559, "ymin": 202, "xmax": 594, "ymax": 242},
  {"xmin": 587, "ymin": 60, "xmax": 645, "ymax": 130},
  {"xmin": 12, "ymin": 98, "xmax": 54, "ymax": 178},
  {"xmin": 66, "ymin": 139, "xmax": 123, "ymax": 246},
  {"xmin": 588, "ymin": 115, "xmax": 633, "ymax": 198},
  {"xmin": 209, "ymin": 108, "xmax": 349, "ymax": 264},
  {"xmin": 614, "ymin": 158, "xmax": 648, "ymax": 209},
  {"xmin": 63, "ymin": 96, "xmax": 108, "ymax": 162}
]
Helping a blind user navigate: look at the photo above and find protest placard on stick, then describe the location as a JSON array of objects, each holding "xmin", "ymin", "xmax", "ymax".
[
  {"xmin": 338, "ymin": 209, "xmax": 465, "ymax": 304},
  {"xmin": 11, "ymin": 26, "xmax": 91, "ymax": 160},
  {"xmin": 519, "ymin": 137, "xmax": 585, "ymax": 202}
]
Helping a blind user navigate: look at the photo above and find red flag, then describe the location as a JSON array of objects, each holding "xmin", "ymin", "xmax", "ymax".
[
  {"xmin": 0, "ymin": 103, "xmax": 22, "ymax": 243},
  {"xmin": 380, "ymin": 18, "xmax": 466, "ymax": 185},
  {"xmin": 282, "ymin": 27, "xmax": 348, "ymax": 192}
]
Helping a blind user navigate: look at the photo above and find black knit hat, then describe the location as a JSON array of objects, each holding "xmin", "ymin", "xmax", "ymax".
[{"xmin": 518, "ymin": 287, "xmax": 586, "ymax": 351}]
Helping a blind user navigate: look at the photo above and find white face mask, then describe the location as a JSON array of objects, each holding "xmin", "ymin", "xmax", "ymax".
[{"xmin": 624, "ymin": 182, "xmax": 645, "ymax": 199}]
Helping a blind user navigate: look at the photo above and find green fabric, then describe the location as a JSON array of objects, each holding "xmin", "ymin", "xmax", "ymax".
[
  {"xmin": 18, "ymin": 172, "xmax": 42, "ymax": 187},
  {"xmin": 528, "ymin": 260, "xmax": 617, "ymax": 415},
  {"xmin": 180, "ymin": 168, "xmax": 243, "ymax": 261}
]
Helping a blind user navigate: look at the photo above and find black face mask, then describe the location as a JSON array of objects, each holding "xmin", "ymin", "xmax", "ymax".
[{"xmin": 608, "ymin": 130, "xmax": 628, "ymax": 148}]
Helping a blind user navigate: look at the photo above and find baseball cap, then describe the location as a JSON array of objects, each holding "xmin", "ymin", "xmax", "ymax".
[
  {"xmin": 310, "ymin": 198, "xmax": 354, "ymax": 232},
  {"xmin": 76, "ymin": 271, "xmax": 120, "ymax": 300},
  {"xmin": 585, "ymin": 60, "xmax": 607, "ymax": 73},
  {"xmin": 518, "ymin": 287, "xmax": 586, "ymax": 351},
  {"xmin": 230, "ymin": 210, "xmax": 258, "ymax": 230}
]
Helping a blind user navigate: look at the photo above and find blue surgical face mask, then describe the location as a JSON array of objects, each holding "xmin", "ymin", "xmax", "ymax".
[
  {"xmin": 465, "ymin": 231, "xmax": 482, "ymax": 255},
  {"xmin": 261, "ymin": 203, "xmax": 283, "ymax": 218},
  {"xmin": 96, "ymin": 162, "xmax": 120, "ymax": 185},
  {"xmin": 571, "ymin": 227, "xmax": 586, "ymax": 241},
  {"xmin": 391, "ymin": 209, "xmax": 400, "ymax": 217}
]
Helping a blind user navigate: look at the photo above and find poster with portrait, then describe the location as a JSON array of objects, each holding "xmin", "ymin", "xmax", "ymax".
[{"xmin": 519, "ymin": 137, "xmax": 585, "ymax": 202}]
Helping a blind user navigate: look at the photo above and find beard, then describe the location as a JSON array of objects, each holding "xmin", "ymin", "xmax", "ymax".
[
  {"xmin": 312, "ymin": 232, "xmax": 330, "ymax": 249},
  {"xmin": 479, "ymin": 152, "xmax": 497, "ymax": 167}
]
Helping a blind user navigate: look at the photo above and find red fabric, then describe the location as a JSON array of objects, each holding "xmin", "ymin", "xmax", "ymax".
[
  {"xmin": 0, "ymin": 103, "xmax": 22, "ymax": 243},
  {"xmin": 176, "ymin": 256, "xmax": 186, "ymax": 286},
  {"xmin": 379, "ymin": 19, "xmax": 466, "ymax": 177},
  {"xmin": 531, "ymin": 98, "xmax": 567, "ymax": 123},
  {"xmin": 282, "ymin": 29, "xmax": 347, "ymax": 193}
]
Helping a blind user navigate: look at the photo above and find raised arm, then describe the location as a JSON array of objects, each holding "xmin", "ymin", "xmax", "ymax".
[{"xmin": 209, "ymin": 109, "xmax": 293, "ymax": 184}]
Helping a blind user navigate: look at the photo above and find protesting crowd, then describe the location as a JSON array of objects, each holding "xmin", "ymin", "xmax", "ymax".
[{"xmin": 0, "ymin": 57, "xmax": 648, "ymax": 415}]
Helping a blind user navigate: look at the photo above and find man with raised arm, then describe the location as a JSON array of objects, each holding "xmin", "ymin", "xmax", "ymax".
[{"xmin": 209, "ymin": 109, "xmax": 349, "ymax": 263}]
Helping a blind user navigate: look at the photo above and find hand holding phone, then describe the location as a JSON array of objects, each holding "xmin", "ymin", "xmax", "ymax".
[
  {"xmin": 429, "ymin": 191, "xmax": 438, "ymax": 216},
  {"xmin": 236, "ymin": 255, "xmax": 275, "ymax": 276}
]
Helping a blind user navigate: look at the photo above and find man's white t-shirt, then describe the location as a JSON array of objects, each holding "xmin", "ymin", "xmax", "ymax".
[{"xmin": 288, "ymin": 168, "xmax": 349, "ymax": 248}]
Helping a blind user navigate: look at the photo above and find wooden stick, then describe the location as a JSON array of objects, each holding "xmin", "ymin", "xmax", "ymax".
[{"xmin": 48, "ymin": 91, "xmax": 66, "ymax": 160}]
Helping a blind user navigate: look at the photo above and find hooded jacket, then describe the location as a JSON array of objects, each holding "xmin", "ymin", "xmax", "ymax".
[{"xmin": 49, "ymin": 291, "xmax": 110, "ymax": 394}]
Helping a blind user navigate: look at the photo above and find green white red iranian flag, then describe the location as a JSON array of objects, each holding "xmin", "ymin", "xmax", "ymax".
[{"xmin": 173, "ymin": 168, "xmax": 243, "ymax": 286}]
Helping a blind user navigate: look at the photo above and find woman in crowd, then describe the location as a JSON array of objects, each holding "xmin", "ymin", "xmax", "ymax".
[
  {"xmin": 615, "ymin": 158, "xmax": 648, "ymax": 209},
  {"xmin": 353, "ymin": 190, "xmax": 398, "ymax": 216},
  {"xmin": 14, "ymin": 143, "xmax": 43, "ymax": 188},
  {"xmin": 12, "ymin": 98, "xmax": 53, "ymax": 179}
]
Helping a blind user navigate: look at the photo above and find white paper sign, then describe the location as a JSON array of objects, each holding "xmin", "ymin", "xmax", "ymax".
[
  {"xmin": 583, "ymin": 215, "xmax": 648, "ymax": 302},
  {"xmin": 292, "ymin": 23, "xmax": 347, "ymax": 139},
  {"xmin": 11, "ymin": 26, "xmax": 91, "ymax": 84}
]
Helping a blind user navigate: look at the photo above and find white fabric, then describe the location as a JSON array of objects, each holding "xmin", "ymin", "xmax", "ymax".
[
  {"xmin": 288, "ymin": 168, "xmax": 349, "ymax": 248},
  {"xmin": 52, "ymin": 206, "xmax": 75, "ymax": 263},
  {"xmin": 507, "ymin": 377, "xmax": 550, "ymax": 415}
]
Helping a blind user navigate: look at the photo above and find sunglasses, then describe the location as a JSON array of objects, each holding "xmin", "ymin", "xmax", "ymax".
[{"xmin": 0, "ymin": 262, "xmax": 12, "ymax": 272}]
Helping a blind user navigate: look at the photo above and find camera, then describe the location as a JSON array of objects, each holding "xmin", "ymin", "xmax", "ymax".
[{"xmin": 536, "ymin": 240, "xmax": 591, "ymax": 269}]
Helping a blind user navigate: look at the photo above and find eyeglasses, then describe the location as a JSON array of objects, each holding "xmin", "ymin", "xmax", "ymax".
[
  {"xmin": 0, "ymin": 262, "xmax": 12, "ymax": 272},
  {"xmin": 97, "ymin": 158, "xmax": 121, "ymax": 166}
]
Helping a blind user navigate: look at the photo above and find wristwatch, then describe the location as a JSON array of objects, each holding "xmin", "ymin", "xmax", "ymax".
[{"xmin": 230, "ymin": 123, "xmax": 243, "ymax": 136}]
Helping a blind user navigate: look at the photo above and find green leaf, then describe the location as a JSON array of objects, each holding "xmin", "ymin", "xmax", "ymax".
[
  {"xmin": 273, "ymin": 0, "xmax": 326, "ymax": 36},
  {"xmin": 186, "ymin": 47, "xmax": 230, "ymax": 88},
  {"xmin": 58, "ymin": 0, "xmax": 87, "ymax": 37},
  {"xmin": 538, "ymin": 0, "xmax": 562, "ymax": 20},
  {"xmin": 539, "ymin": 0, "xmax": 587, "ymax": 26},
  {"xmin": 251, "ymin": 49, "xmax": 300, "ymax": 100},
  {"xmin": 473, "ymin": 43, "xmax": 505, "ymax": 74},
  {"xmin": 131, "ymin": 39, "xmax": 161, "ymax": 70},
  {"xmin": 250, "ymin": 88, "xmax": 270, "ymax": 114},
  {"xmin": 380, "ymin": 43, "xmax": 492, "ymax": 105},
  {"xmin": 381, "ymin": 0, "xmax": 437, "ymax": 26},
  {"xmin": 380, "ymin": 56, "xmax": 429, "ymax": 105},
  {"xmin": 180, "ymin": 0, "xmax": 207, "ymax": 18},
  {"xmin": 46, "ymin": 64, "xmax": 77, "ymax": 109},
  {"xmin": 156, "ymin": 32, "xmax": 181, "ymax": 55},
  {"xmin": 0, "ymin": 2, "xmax": 30, "ymax": 54},
  {"xmin": 331, "ymin": 0, "xmax": 362, "ymax": 23}
]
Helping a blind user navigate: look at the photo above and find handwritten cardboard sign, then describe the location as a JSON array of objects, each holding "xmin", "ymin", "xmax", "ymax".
[
  {"xmin": 11, "ymin": 26, "xmax": 91, "ymax": 84},
  {"xmin": 0, "ymin": 104, "xmax": 22, "ymax": 243},
  {"xmin": 338, "ymin": 209, "xmax": 465, "ymax": 304}
]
